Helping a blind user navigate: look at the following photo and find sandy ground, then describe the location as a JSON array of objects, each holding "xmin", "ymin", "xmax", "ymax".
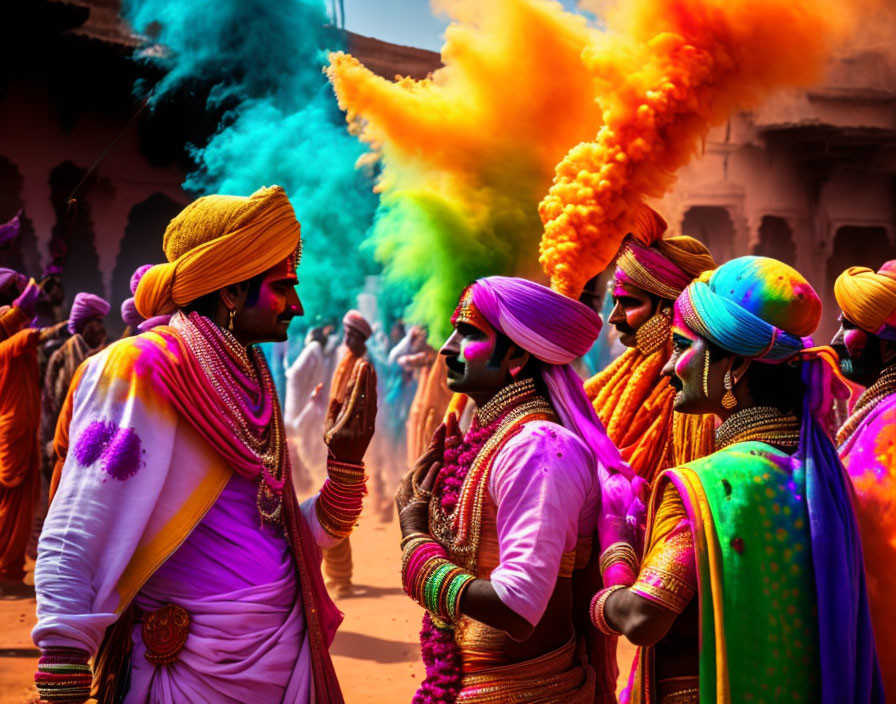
[{"xmin": 0, "ymin": 508, "xmax": 634, "ymax": 704}]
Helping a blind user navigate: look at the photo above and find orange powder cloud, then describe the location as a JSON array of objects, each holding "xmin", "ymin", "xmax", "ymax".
[
  {"xmin": 539, "ymin": 0, "xmax": 855, "ymax": 297},
  {"xmin": 326, "ymin": 0, "xmax": 603, "ymax": 336}
]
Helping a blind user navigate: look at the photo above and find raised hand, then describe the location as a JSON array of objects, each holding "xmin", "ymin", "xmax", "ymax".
[
  {"xmin": 395, "ymin": 422, "xmax": 446, "ymax": 514},
  {"xmin": 324, "ymin": 360, "xmax": 377, "ymax": 463}
]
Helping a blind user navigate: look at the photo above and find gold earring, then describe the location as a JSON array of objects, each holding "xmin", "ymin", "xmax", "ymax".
[
  {"xmin": 228, "ymin": 308, "xmax": 235, "ymax": 331},
  {"xmin": 636, "ymin": 307, "xmax": 672, "ymax": 356},
  {"xmin": 722, "ymin": 369, "xmax": 738, "ymax": 409},
  {"xmin": 702, "ymin": 348, "xmax": 711, "ymax": 397}
]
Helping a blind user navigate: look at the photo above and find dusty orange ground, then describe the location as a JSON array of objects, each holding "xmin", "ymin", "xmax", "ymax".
[{"xmin": 0, "ymin": 509, "xmax": 634, "ymax": 703}]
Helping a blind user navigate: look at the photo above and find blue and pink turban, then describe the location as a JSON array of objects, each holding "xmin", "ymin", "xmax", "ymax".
[
  {"xmin": 468, "ymin": 276, "xmax": 628, "ymax": 476},
  {"xmin": 674, "ymin": 256, "xmax": 882, "ymax": 702},
  {"xmin": 68, "ymin": 292, "xmax": 110, "ymax": 335}
]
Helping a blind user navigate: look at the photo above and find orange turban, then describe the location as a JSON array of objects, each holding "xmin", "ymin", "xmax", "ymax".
[
  {"xmin": 834, "ymin": 261, "xmax": 896, "ymax": 339},
  {"xmin": 135, "ymin": 186, "xmax": 302, "ymax": 318}
]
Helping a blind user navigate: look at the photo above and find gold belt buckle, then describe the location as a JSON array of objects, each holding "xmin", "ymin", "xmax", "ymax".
[{"xmin": 141, "ymin": 603, "xmax": 191, "ymax": 666}]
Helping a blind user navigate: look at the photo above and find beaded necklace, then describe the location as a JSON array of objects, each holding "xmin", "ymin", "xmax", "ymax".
[
  {"xmin": 836, "ymin": 363, "xmax": 896, "ymax": 448},
  {"xmin": 171, "ymin": 311, "xmax": 287, "ymax": 524},
  {"xmin": 429, "ymin": 378, "xmax": 555, "ymax": 571},
  {"xmin": 714, "ymin": 405, "xmax": 800, "ymax": 452}
]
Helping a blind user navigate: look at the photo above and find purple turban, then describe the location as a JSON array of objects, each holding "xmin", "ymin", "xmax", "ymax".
[
  {"xmin": 120, "ymin": 297, "xmax": 144, "ymax": 328},
  {"xmin": 343, "ymin": 310, "xmax": 372, "ymax": 339},
  {"xmin": 469, "ymin": 276, "xmax": 628, "ymax": 476},
  {"xmin": 0, "ymin": 210, "xmax": 21, "ymax": 247},
  {"xmin": 138, "ymin": 314, "xmax": 172, "ymax": 332},
  {"xmin": 68, "ymin": 292, "xmax": 111, "ymax": 335},
  {"xmin": 0, "ymin": 268, "xmax": 25, "ymax": 294},
  {"xmin": 130, "ymin": 264, "xmax": 154, "ymax": 296}
]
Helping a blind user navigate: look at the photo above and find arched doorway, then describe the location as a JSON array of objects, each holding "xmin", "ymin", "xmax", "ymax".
[
  {"xmin": 680, "ymin": 206, "xmax": 736, "ymax": 264},
  {"xmin": 753, "ymin": 216, "xmax": 796, "ymax": 266},
  {"xmin": 109, "ymin": 192, "xmax": 184, "ymax": 332},
  {"xmin": 0, "ymin": 156, "xmax": 40, "ymax": 276},
  {"xmin": 49, "ymin": 161, "xmax": 104, "ymax": 302}
]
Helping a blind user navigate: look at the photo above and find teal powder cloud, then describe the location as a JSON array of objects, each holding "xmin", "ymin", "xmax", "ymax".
[{"xmin": 123, "ymin": 0, "xmax": 380, "ymax": 324}]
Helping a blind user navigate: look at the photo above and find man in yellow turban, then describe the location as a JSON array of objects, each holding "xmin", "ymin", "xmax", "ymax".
[
  {"xmin": 32, "ymin": 186, "xmax": 377, "ymax": 704},
  {"xmin": 584, "ymin": 205, "xmax": 717, "ymax": 483},
  {"xmin": 832, "ymin": 259, "xmax": 896, "ymax": 695}
]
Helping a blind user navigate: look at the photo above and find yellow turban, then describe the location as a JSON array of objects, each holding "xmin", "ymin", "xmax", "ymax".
[
  {"xmin": 834, "ymin": 261, "xmax": 896, "ymax": 338},
  {"xmin": 135, "ymin": 186, "xmax": 302, "ymax": 318}
]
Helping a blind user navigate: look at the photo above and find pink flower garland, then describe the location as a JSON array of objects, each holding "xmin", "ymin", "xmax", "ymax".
[{"xmin": 414, "ymin": 613, "xmax": 463, "ymax": 704}]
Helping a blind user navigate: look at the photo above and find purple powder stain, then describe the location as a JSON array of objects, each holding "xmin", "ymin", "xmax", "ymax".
[
  {"xmin": 101, "ymin": 427, "xmax": 145, "ymax": 480},
  {"xmin": 73, "ymin": 420, "xmax": 117, "ymax": 466}
]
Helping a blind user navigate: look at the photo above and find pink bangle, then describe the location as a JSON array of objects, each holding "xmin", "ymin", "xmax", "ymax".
[{"xmin": 590, "ymin": 585, "xmax": 625, "ymax": 636}]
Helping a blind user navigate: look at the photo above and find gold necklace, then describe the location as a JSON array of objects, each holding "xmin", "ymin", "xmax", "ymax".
[
  {"xmin": 714, "ymin": 405, "xmax": 800, "ymax": 451},
  {"xmin": 836, "ymin": 363, "xmax": 896, "ymax": 447},
  {"xmin": 475, "ymin": 377, "xmax": 537, "ymax": 426}
]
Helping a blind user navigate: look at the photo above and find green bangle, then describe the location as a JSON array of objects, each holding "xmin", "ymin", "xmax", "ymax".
[
  {"xmin": 446, "ymin": 573, "xmax": 475, "ymax": 621},
  {"xmin": 425, "ymin": 563, "xmax": 456, "ymax": 613}
]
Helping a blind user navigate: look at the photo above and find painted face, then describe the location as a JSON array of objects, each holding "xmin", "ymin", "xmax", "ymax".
[
  {"xmin": 234, "ymin": 256, "xmax": 303, "ymax": 345},
  {"xmin": 831, "ymin": 313, "xmax": 882, "ymax": 384},
  {"xmin": 441, "ymin": 290, "xmax": 512, "ymax": 397},
  {"xmin": 662, "ymin": 307, "xmax": 724, "ymax": 415},
  {"xmin": 608, "ymin": 276, "xmax": 659, "ymax": 348}
]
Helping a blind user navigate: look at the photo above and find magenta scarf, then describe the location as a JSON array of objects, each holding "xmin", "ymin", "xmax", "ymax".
[{"xmin": 471, "ymin": 276, "xmax": 630, "ymax": 476}]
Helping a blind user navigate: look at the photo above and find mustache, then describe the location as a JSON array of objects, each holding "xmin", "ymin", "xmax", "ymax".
[
  {"xmin": 613, "ymin": 321, "xmax": 635, "ymax": 336},
  {"xmin": 668, "ymin": 374, "xmax": 683, "ymax": 391},
  {"xmin": 445, "ymin": 355, "xmax": 465, "ymax": 373}
]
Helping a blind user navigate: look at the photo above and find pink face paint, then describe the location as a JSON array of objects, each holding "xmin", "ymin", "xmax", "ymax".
[
  {"xmin": 844, "ymin": 327, "xmax": 868, "ymax": 357},
  {"xmin": 674, "ymin": 345, "xmax": 698, "ymax": 378},
  {"xmin": 459, "ymin": 337, "xmax": 494, "ymax": 364}
]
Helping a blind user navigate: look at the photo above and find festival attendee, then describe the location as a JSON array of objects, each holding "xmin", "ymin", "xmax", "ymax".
[
  {"xmin": 585, "ymin": 205, "xmax": 717, "ymax": 483},
  {"xmin": 41, "ymin": 292, "xmax": 109, "ymax": 483},
  {"xmin": 593, "ymin": 256, "xmax": 882, "ymax": 703},
  {"xmin": 33, "ymin": 186, "xmax": 377, "ymax": 704},
  {"xmin": 321, "ymin": 310, "xmax": 373, "ymax": 598},
  {"xmin": 119, "ymin": 264, "xmax": 154, "ymax": 337},
  {"xmin": 285, "ymin": 325, "xmax": 330, "ymax": 495},
  {"xmin": 832, "ymin": 260, "xmax": 896, "ymax": 694},
  {"xmin": 0, "ymin": 271, "xmax": 43, "ymax": 593},
  {"xmin": 396, "ymin": 277, "xmax": 640, "ymax": 703}
]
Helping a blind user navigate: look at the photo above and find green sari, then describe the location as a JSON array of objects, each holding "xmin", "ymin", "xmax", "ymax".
[{"xmin": 630, "ymin": 442, "xmax": 819, "ymax": 703}]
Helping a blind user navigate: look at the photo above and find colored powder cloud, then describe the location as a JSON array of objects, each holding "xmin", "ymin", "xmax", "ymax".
[
  {"xmin": 327, "ymin": 0, "xmax": 604, "ymax": 339},
  {"xmin": 539, "ymin": 0, "xmax": 858, "ymax": 298},
  {"xmin": 123, "ymin": 0, "xmax": 378, "ymax": 323}
]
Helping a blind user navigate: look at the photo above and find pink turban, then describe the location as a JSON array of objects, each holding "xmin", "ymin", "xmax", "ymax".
[
  {"xmin": 68, "ymin": 292, "xmax": 110, "ymax": 335},
  {"xmin": 343, "ymin": 310, "xmax": 372, "ymax": 339},
  {"xmin": 0, "ymin": 268, "xmax": 25, "ymax": 293}
]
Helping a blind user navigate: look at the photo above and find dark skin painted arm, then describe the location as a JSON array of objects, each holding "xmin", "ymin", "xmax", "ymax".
[
  {"xmin": 397, "ymin": 414, "xmax": 536, "ymax": 642},
  {"xmin": 602, "ymin": 586, "xmax": 679, "ymax": 647}
]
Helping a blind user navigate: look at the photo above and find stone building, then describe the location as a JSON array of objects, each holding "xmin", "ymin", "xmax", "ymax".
[
  {"xmin": 2, "ymin": 1, "xmax": 893, "ymax": 342},
  {"xmin": 0, "ymin": 0, "xmax": 440, "ymax": 334},
  {"xmin": 654, "ymin": 48, "xmax": 896, "ymax": 341}
]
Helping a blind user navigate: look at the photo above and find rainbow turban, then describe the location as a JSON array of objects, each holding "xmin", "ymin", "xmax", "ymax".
[
  {"xmin": 135, "ymin": 186, "xmax": 302, "ymax": 318},
  {"xmin": 676, "ymin": 256, "xmax": 821, "ymax": 362},
  {"xmin": 676, "ymin": 256, "xmax": 883, "ymax": 700},
  {"xmin": 834, "ymin": 261, "xmax": 896, "ymax": 342},
  {"xmin": 615, "ymin": 205, "xmax": 717, "ymax": 300}
]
